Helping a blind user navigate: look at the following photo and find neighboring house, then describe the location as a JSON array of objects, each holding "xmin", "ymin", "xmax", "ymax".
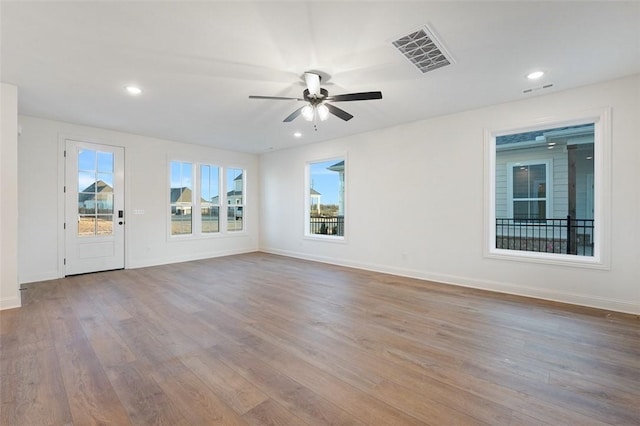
[
  {"xmin": 327, "ymin": 160, "xmax": 345, "ymax": 216},
  {"xmin": 496, "ymin": 124, "xmax": 594, "ymax": 221},
  {"xmin": 227, "ymin": 173, "xmax": 243, "ymax": 205},
  {"xmin": 205, "ymin": 173, "xmax": 243, "ymax": 220},
  {"xmin": 310, "ymin": 188, "xmax": 321, "ymax": 215},
  {"xmin": 78, "ymin": 180, "xmax": 113, "ymax": 213},
  {"xmin": 170, "ymin": 187, "xmax": 193, "ymax": 215},
  {"xmin": 206, "ymin": 173, "xmax": 243, "ymax": 219},
  {"xmin": 211, "ymin": 173, "xmax": 243, "ymax": 205}
]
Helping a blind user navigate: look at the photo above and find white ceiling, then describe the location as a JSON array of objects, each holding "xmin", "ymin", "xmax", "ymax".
[{"xmin": 2, "ymin": 1, "xmax": 639, "ymax": 154}]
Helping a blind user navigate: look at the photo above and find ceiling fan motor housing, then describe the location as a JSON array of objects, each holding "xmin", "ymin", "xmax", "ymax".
[{"xmin": 303, "ymin": 88, "xmax": 328, "ymax": 105}]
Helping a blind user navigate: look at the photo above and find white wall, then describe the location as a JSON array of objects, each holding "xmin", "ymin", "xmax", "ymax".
[
  {"xmin": 260, "ymin": 74, "xmax": 640, "ymax": 314},
  {"xmin": 1, "ymin": 83, "xmax": 21, "ymax": 309},
  {"xmin": 18, "ymin": 116, "xmax": 259, "ymax": 283}
]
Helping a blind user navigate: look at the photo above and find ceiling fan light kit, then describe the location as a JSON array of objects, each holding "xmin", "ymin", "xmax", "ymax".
[
  {"xmin": 317, "ymin": 103, "xmax": 330, "ymax": 121},
  {"xmin": 249, "ymin": 71, "xmax": 382, "ymax": 125},
  {"xmin": 301, "ymin": 104, "xmax": 315, "ymax": 121}
]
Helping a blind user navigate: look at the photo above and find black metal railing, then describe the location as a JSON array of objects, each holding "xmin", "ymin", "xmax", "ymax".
[
  {"xmin": 496, "ymin": 216, "xmax": 594, "ymax": 256},
  {"xmin": 310, "ymin": 215, "xmax": 344, "ymax": 236}
]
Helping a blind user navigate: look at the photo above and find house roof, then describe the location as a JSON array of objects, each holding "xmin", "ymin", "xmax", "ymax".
[
  {"xmin": 310, "ymin": 188, "xmax": 321, "ymax": 196},
  {"xmin": 496, "ymin": 124, "xmax": 595, "ymax": 146},
  {"xmin": 327, "ymin": 161, "xmax": 344, "ymax": 172},
  {"xmin": 170, "ymin": 187, "xmax": 192, "ymax": 203},
  {"xmin": 78, "ymin": 180, "xmax": 112, "ymax": 202}
]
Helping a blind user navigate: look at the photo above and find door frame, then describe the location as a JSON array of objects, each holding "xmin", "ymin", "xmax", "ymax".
[{"xmin": 57, "ymin": 134, "xmax": 127, "ymax": 277}]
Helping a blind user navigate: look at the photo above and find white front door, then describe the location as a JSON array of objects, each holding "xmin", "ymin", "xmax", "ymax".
[{"xmin": 65, "ymin": 140, "xmax": 125, "ymax": 275}]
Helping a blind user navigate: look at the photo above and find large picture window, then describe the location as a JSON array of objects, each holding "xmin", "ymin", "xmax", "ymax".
[
  {"xmin": 306, "ymin": 158, "xmax": 345, "ymax": 238},
  {"xmin": 487, "ymin": 108, "xmax": 610, "ymax": 266}
]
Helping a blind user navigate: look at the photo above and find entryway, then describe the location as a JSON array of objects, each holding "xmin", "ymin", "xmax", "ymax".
[{"xmin": 64, "ymin": 139, "xmax": 124, "ymax": 275}]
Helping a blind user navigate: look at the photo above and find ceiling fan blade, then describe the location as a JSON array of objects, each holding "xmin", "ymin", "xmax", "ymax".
[
  {"xmin": 326, "ymin": 91, "xmax": 383, "ymax": 102},
  {"xmin": 249, "ymin": 95, "xmax": 303, "ymax": 101},
  {"xmin": 325, "ymin": 103, "xmax": 353, "ymax": 121},
  {"xmin": 283, "ymin": 106, "xmax": 305, "ymax": 122},
  {"xmin": 304, "ymin": 72, "xmax": 321, "ymax": 97}
]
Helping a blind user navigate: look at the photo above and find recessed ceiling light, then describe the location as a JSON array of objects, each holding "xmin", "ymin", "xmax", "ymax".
[
  {"xmin": 527, "ymin": 71, "xmax": 544, "ymax": 80},
  {"xmin": 124, "ymin": 85, "xmax": 142, "ymax": 96},
  {"xmin": 293, "ymin": 132, "xmax": 302, "ymax": 138}
]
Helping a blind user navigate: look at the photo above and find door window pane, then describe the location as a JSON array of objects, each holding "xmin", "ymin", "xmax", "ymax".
[
  {"xmin": 78, "ymin": 149, "xmax": 96, "ymax": 171},
  {"xmin": 96, "ymin": 193, "xmax": 113, "ymax": 214},
  {"xmin": 78, "ymin": 172, "xmax": 95, "ymax": 192},
  {"xmin": 96, "ymin": 215, "xmax": 114, "ymax": 235},
  {"xmin": 97, "ymin": 151, "xmax": 114, "ymax": 172},
  {"xmin": 78, "ymin": 216, "xmax": 96, "ymax": 236}
]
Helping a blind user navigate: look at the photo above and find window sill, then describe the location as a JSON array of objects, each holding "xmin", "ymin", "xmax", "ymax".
[
  {"xmin": 303, "ymin": 234, "xmax": 347, "ymax": 244},
  {"xmin": 485, "ymin": 248, "xmax": 608, "ymax": 270}
]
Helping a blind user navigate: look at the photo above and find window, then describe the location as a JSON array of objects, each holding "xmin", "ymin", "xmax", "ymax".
[
  {"xmin": 170, "ymin": 161, "xmax": 193, "ymax": 235},
  {"xmin": 226, "ymin": 168, "xmax": 244, "ymax": 232},
  {"xmin": 169, "ymin": 161, "xmax": 243, "ymax": 237},
  {"xmin": 306, "ymin": 158, "xmax": 345, "ymax": 238},
  {"xmin": 200, "ymin": 165, "xmax": 220, "ymax": 233},
  {"xmin": 487, "ymin": 109, "xmax": 610, "ymax": 266},
  {"xmin": 508, "ymin": 161, "xmax": 550, "ymax": 222}
]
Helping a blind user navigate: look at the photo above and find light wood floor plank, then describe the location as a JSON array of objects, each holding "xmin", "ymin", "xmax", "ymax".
[{"xmin": 179, "ymin": 349, "xmax": 269, "ymax": 415}]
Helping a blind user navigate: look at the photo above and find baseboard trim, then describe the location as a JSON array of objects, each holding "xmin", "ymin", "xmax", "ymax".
[
  {"xmin": 19, "ymin": 271, "xmax": 60, "ymax": 285},
  {"xmin": 129, "ymin": 248, "xmax": 260, "ymax": 270},
  {"xmin": 0, "ymin": 295, "xmax": 21, "ymax": 310},
  {"xmin": 260, "ymin": 247, "xmax": 639, "ymax": 315}
]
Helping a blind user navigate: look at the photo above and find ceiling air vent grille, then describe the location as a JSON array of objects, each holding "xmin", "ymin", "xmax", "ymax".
[{"xmin": 392, "ymin": 26, "xmax": 453, "ymax": 73}]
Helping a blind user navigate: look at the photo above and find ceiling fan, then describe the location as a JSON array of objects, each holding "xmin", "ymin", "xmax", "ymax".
[{"xmin": 249, "ymin": 71, "xmax": 382, "ymax": 123}]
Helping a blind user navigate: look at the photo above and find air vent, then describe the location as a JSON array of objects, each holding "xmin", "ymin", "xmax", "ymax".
[
  {"xmin": 522, "ymin": 84, "xmax": 554, "ymax": 94},
  {"xmin": 392, "ymin": 26, "xmax": 453, "ymax": 73}
]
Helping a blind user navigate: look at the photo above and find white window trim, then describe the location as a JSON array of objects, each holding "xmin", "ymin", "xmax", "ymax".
[
  {"xmin": 484, "ymin": 107, "xmax": 611, "ymax": 269},
  {"xmin": 506, "ymin": 159, "xmax": 552, "ymax": 220},
  {"xmin": 304, "ymin": 155, "xmax": 347, "ymax": 242}
]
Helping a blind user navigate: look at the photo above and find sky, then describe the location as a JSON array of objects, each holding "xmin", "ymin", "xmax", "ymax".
[
  {"xmin": 309, "ymin": 160, "xmax": 341, "ymax": 205},
  {"xmin": 78, "ymin": 149, "xmax": 114, "ymax": 192}
]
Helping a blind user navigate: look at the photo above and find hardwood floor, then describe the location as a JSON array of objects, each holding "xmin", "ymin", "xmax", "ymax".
[{"xmin": 1, "ymin": 252, "xmax": 638, "ymax": 425}]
